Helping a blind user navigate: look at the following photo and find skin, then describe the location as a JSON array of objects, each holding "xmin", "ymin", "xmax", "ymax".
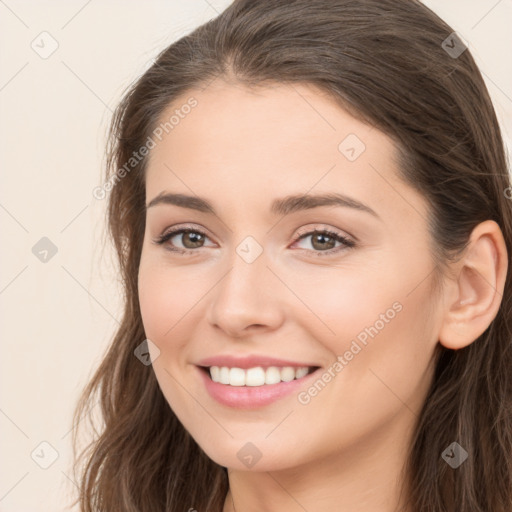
[{"xmin": 137, "ymin": 79, "xmax": 508, "ymax": 512}]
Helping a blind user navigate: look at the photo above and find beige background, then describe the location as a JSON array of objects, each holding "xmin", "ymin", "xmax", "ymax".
[{"xmin": 1, "ymin": 1, "xmax": 511, "ymax": 510}]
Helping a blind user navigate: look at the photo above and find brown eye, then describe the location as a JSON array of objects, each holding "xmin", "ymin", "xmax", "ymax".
[
  {"xmin": 310, "ymin": 232, "xmax": 337, "ymax": 251},
  {"xmin": 179, "ymin": 230, "xmax": 206, "ymax": 249},
  {"xmin": 293, "ymin": 229, "xmax": 356, "ymax": 257},
  {"xmin": 153, "ymin": 227, "xmax": 215, "ymax": 253}
]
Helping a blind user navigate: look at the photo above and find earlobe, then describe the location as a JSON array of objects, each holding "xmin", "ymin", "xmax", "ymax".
[{"xmin": 438, "ymin": 220, "xmax": 508, "ymax": 350}]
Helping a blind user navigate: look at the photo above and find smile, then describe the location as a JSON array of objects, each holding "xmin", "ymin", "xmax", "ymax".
[
  {"xmin": 197, "ymin": 365, "xmax": 322, "ymax": 409},
  {"xmin": 205, "ymin": 365, "xmax": 317, "ymax": 386}
]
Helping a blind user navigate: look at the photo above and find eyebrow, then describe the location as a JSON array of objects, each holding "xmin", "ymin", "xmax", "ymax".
[{"xmin": 146, "ymin": 191, "xmax": 379, "ymax": 219}]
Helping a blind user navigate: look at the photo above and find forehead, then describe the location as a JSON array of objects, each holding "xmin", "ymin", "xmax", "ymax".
[
  {"xmin": 150, "ymin": 80, "xmax": 387, "ymax": 162},
  {"xmin": 144, "ymin": 80, "xmax": 424, "ymax": 226}
]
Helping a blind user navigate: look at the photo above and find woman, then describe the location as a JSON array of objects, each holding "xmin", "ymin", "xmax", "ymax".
[{"xmin": 72, "ymin": 0, "xmax": 512, "ymax": 510}]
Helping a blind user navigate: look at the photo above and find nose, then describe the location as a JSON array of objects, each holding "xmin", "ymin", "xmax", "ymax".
[{"xmin": 206, "ymin": 248, "xmax": 285, "ymax": 338}]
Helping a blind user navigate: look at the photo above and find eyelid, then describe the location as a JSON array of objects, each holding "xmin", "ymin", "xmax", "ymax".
[
  {"xmin": 158, "ymin": 222, "xmax": 213, "ymax": 241},
  {"xmin": 294, "ymin": 224, "xmax": 355, "ymax": 242},
  {"xmin": 157, "ymin": 223, "xmax": 354, "ymax": 242}
]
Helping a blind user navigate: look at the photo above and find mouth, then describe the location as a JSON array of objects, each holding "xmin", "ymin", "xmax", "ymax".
[{"xmin": 197, "ymin": 365, "xmax": 321, "ymax": 387}]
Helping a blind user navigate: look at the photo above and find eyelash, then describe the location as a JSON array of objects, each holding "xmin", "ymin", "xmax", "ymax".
[{"xmin": 152, "ymin": 224, "xmax": 356, "ymax": 257}]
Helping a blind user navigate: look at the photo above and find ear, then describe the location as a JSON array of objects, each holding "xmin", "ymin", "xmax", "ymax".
[{"xmin": 438, "ymin": 220, "xmax": 508, "ymax": 350}]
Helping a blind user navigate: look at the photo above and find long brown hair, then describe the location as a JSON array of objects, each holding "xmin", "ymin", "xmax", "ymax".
[{"xmin": 71, "ymin": 1, "xmax": 512, "ymax": 510}]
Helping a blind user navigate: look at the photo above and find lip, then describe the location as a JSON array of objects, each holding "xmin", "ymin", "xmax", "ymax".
[
  {"xmin": 196, "ymin": 354, "xmax": 319, "ymax": 369},
  {"xmin": 196, "ymin": 365, "xmax": 322, "ymax": 409}
]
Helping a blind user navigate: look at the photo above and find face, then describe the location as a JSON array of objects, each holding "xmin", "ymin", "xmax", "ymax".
[{"xmin": 138, "ymin": 80, "xmax": 442, "ymax": 471}]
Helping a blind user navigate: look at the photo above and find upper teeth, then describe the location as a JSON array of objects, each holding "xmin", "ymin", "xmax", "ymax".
[{"xmin": 209, "ymin": 366, "xmax": 310, "ymax": 386}]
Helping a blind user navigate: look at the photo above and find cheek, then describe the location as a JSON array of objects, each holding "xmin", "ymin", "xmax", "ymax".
[
  {"xmin": 335, "ymin": 282, "xmax": 436, "ymax": 417},
  {"xmin": 138, "ymin": 263, "xmax": 171, "ymax": 339},
  {"xmin": 283, "ymin": 245, "xmax": 438, "ymax": 355},
  {"xmin": 282, "ymin": 258, "xmax": 438, "ymax": 402},
  {"xmin": 138, "ymin": 258, "xmax": 203, "ymax": 341},
  {"xmin": 277, "ymin": 264, "xmax": 396, "ymax": 350},
  {"xmin": 288, "ymin": 285, "xmax": 437, "ymax": 455}
]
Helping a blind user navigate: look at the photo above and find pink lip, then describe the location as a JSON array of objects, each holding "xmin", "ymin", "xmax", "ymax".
[
  {"xmin": 196, "ymin": 354, "xmax": 319, "ymax": 369},
  {"xmin": 196, "ymin": 365, "xmax": 321, "ymax": 409}
]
